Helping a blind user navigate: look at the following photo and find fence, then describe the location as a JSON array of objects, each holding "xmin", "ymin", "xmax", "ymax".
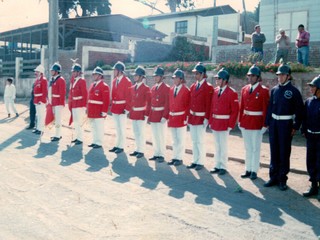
[{"xmin": 0, "ymin": 58, "xmax": 40, "ymax": 79}]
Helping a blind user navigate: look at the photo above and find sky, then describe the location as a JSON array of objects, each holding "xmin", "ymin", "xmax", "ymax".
[{"xmin": 0, "ymin": 0, "xmax": 260, "ymax": 32}]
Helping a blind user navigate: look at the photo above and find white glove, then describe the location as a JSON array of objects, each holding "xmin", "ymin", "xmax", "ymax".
[
  {"xmin": 160, "ymin": 117, "xmax": 167, "ymax": 123},
  {"xmin": 238, "ymin": 123, "xmax": 244, "ymax": 132},
  {"xmin": 227, "ymin": 127, "xmax": 232, "ymax": 133},
  {"xmin": 203, "ymin": 118, "xmax": 208, "ymax": 129},
  {"xmin": 261, "ymin": 127, "xmax": 268, "ymax": 135},
  {"xmin": 124, "ymin": 109, "xmax": 129, "ymax": 115},
  {"xmin": 100, "ymin": 112, "xmax": 107, "ymax": 117},
  {"xmin": 184, "ymin": 117, "xmax": 189, "ymax": 125}
]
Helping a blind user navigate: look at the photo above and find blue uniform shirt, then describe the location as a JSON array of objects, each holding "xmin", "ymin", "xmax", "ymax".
[{"xmin": 302, "ymin": 96, "xmax": 320, "ymax": 133}]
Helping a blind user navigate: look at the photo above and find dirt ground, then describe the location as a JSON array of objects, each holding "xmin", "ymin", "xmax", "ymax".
[{"xmin": 0, "ymin": 100, "xmax": 319, "ymax": 240}]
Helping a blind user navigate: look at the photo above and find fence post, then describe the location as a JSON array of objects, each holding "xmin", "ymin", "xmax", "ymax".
[
  {"xmin": 15, "ymin": 57, "xmax": 23, "ymax": 79},
  {"xmin": 0, "ymin": 59, "xmax": 2, "ymax": 74}
]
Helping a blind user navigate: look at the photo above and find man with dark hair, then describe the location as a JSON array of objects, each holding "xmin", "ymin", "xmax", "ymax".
[
  {"xmin": 251, "ymin": 25, "xmax": 266, "ymax": 62},
  {"xmin": 296, "ymin": 24, "xmax": 310, "ymax": 66}
]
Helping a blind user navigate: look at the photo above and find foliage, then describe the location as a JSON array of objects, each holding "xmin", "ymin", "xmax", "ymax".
[{"xmin": 166, "ymin": 0, "xmax": 195, "ymax": 12}]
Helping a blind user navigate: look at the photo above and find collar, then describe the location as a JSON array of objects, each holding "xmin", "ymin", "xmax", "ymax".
[
  {"xmin": 135, "ymin": 81, "xmax": 143, "ymax": 89},
  {"xmin": 280, "ymin": 81, "xmax": 290, "ymax": 87},
  {"xmin": 197, "ymin": 78, "xmax": 206, "ymax": 87},
  {"xmin": 117, "ymin": 74, "xmax": 123, "ymax": 82},
  {"xmin": 156, "ymin": 82, "xmax": 163, "ymax": 88},
  {"xmin": 251, "ymin": 82, "xmax": 260, "ymax": 91},
  {"xmin": 219, "ymin": 85, "xmax": 227, "ymax": 92}
]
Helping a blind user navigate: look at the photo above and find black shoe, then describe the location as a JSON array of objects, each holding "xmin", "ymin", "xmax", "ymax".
[
  {"xmin": 187, "ymin": 163, "xmax": 197, "ymax": 169},
  {"xmin": 115, "ymin": 148, "xmax": 124, "ymax": 154},
  {"xmin": 71, "ymin": 139, "xmax": 78, "ymax": 143},
  {"xmin": 136, "ymin": 152, "xmax": 144, "ymax": 158},
  {"xmin": 218, "ymin": 169, "xmax": 227, "ymax": 175},
  {"xmin": 250, "ymin": 172, "xmax": 257, "ymax": 180},
  {"xmin": 241, "ymin": 171, "xmax": 251, "ymax": 178},
  {"xmin": 195, "ymin": 164, "xmax": 204, "ymax": 171},
  {"xmin": 302, "ymin": 185, "xmax": 318, "ymax": 197},
  {"xmin": 149, "ymin": 156, "xmax": 158, "ymax": 161},
  {"xmin": 210, "ymin": 168, "xmax": 220, "ymax": 174},
  {"xmin": 34, "ymin": 130, "xmax": 42, "ymax": 135},
  {"xmin": 32, "ymin": 129, "xmax": 38, "ymax": 133},
  {"xmin": 157, "ymin": 157, "xmax": 164, "ymax": 163},
  {"xmin": 16, "ymin": 113, "xmax": 19, "ymax": 117},
  {"xmin": 88, "ymin": 143, "xmax": 96, "ymax": 147},
  {"xmin": 167, "ymin": 159, "xmax": 176, "ymax": 165},
  {"xmin": 51, "ymin": 137, "xmax": 62, "ymax": 142},
  {"xmin": 264, "ymin": 180, "xmax": 278, "ymax": 187},
  {"xmin": 75, "ymin": 140, "xmax": 83, "ymax": 145},
  {"xmin": 129, "ymin": 151, "xmax": 138, "ymax": 156},
  {"xmin": 173, "ymin": 160, "xmax": 183, "ymax": 166},
  {"xmin": 8, "ymin": 114, "xmax": 10, "ymax": 118},
  {"xmin": 26, "ymin": 126, "xmax": 35, "ymax": 130},
  {"xmin": 109, "ymin": 147, "xmax": 118, "ymax": 152},
  {"xmin": 93, "ymin": 144, "xmax": 102, "ymax": 149},
  {"xmin": 279, "ymin": 182, "xmax": 288, "ymax": 191}
]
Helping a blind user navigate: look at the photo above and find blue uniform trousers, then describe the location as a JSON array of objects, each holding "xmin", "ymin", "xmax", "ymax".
[{"xmin": 306, "ymin": 133, "xmax": 320, "ymax": 183}]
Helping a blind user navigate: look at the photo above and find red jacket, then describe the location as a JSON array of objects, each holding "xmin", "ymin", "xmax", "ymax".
[
  {"xmin": 239, "ymin": 84, "xmax": 269, "ymax": 129},
  {"xmin": 188, "ymin": 80, "xmax": 213, "ymax": 125},
  {"xmin": 148, "ymin": 82, "xmax": 170, "ymax": 123},
  {"xmin": 50, "ymin": 75, "xmax": 66, "ymax": 106},
  {"xmin": 168, "ymin": 84, "xmax": 190, "ymax": 128},
  {"xmin": 209, "ymin": 86, "xmax": 239, "ymax": 131},
  {"xmin": 128, "ymin": 83, "xmax": 151, "ymax": 120},
  {"xmin": 87, "ymin": 80, "xmax": 110, "ymax": 118},
  {"xmin": 68, "ymin": 77, "xmax": 88, "ymax": 109},
  {"xmin": 33, "ymin": 76, "xmax": 48, "ymax": 104},
  {"xmin": 110, "ymin": 75, "xmax": 132, "ymax": 114}
]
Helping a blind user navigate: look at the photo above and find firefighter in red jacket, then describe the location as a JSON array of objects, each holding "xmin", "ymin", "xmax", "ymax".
[
  {"xmin": 68, "ymin": 63, "xmax": 88, "ymax": 145},
  {"xmin": 167, "ymin": 69, "xmax": 190, "ymax": 166},
  {"xmin": 238, "ymin": 65, "xmax": 270, "ymax": 180},
  {"xmin": 209, "ymin": 68, "xmax": 239, "ymax": 175},
  {"xmin": 33, "ymin": 65, "xmax": 48, "ymax": 135},
  {"xmin": 187, "ymin": 62, "xmax": 213, "ymax": 170},
  {"xmin": 87, "ymin": 67, "xmax": 110, "ymax": 149},
  {"xmin": 109, "ymin": 61, "xmax": 132, "ymax": 154},
  {"xmin": 128, "ymin": 66, "xmax": 151, "ymax": 159},
  {"xmin": 148, "ymin": 66, "xmax": 170, "ymax": 163},
  {"xmin": 49, "ymin": 63, "xmax": 66, "ymax": 142}
]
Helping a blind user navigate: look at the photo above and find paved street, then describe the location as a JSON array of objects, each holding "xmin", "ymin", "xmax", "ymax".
[{"xmin": 0, "ymin": 101, "xmax": 319, "ymax": 240}]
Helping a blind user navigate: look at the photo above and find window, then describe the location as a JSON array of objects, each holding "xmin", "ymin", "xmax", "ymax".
[
  {"xmin": 175, "ymin": 21, "xmax": 188, "ymax": 34},
  {"xmin": 277, "ymin": 11, "xmax": 308, "ymax": 41}
]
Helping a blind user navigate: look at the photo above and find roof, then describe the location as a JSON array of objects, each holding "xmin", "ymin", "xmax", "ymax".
[{"xmin": 136, "ymin": 5, "xmax": 237, "ymax": 21}]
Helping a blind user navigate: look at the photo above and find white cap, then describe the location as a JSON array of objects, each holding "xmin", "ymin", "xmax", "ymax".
[
  {"xmin": 279, "ymin": 28, "xmax": 285, "ymax": 33},
  {"xmin": 34, "ymin": 65, "xmax": 45, "ymax": 74}
]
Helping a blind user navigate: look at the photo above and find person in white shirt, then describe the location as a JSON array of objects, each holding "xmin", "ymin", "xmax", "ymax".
[{"xmin": 4, "ymin": 78, "xmax": 18, "ymax": 118}]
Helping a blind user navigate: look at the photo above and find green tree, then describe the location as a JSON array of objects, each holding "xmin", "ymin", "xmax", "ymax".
[{"xmin": 166, "ymin": 0, "xmax": 195, "ymax": 12}]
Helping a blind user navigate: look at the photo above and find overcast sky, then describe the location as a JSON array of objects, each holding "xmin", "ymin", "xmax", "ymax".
[{"xmin": 0, "ymin": 0, "xmax": 260, "ymax": 32}]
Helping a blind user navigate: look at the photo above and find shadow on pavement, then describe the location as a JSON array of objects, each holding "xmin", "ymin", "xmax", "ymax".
[
  {"xmin": 84, "ymin": 148, "xmax": 109, "ymax": 172},
  {"xmin": 60, "ymin": 144, "xmax": 83, "ymax": 166}
]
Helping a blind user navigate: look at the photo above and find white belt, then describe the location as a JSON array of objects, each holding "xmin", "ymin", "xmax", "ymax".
[
  {"xmin": 190, "ymin": 110, "xmax": 205, "ymax": 116},
  {"xmin": 132, "ymin": 106, "xmax": 146, "ymax": 111},
  {"xmin": 52, "ymin": 94, "xmax": 60, "ymax": 97},
  {"xmin": 307, "ymin": 129, "xmax": 320, "ymax": 134},
  {"xmin": 113, "ymin": 100, "xmax": 126, "ymax": 104},
  {"xmin": 73, "ymin": 96, "xmax": 83, "ymax": 100},
  {"xmin": 244, "ymin": 110, "xmax": 263, "ymax": 116},
  {"xmin": 152, "ymin": 107, "xmax": 165, "ymax": 111},
  {"xmin": 212, "ymin": 114, "xmax": 230, "ymax": 119},
  {"xmin": 34, "ymin": 93, "xmax": 42, "ymax": 97},
  {"xmin": 88, "ymin": 100, "xmax": 103, "ymax": 105},
  {"xmin": 169, "ymin": 111, "xmax": 185, "ymax": 116},
  {"xmin": 272, "ymin": 113, "xmax": 293, "ymax": 120}
]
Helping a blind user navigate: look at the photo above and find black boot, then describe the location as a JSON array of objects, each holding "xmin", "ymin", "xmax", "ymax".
[{"xmin": 302, "ymin": 182, "xmax": 318, "ymax": 197}]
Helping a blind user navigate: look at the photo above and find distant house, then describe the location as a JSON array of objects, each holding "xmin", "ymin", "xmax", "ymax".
[
  {"xmin": 136, "ymin": 5, "xmax": 241, "ymax": 46},
  {"xmin": 259, "ymin": 0, "xmax": 320, "ymax": 43}
]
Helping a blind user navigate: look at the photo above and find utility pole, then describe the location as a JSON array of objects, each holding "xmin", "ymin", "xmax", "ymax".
[
  {"xmin": 48, "ymin": 0, "xmax": 59, "ymax": 69},
  {"xmin": 211, "ymin": 0, "xmax": 218, "ymax": 63}
]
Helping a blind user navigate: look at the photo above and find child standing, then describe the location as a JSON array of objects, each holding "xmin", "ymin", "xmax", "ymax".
[{"xmin": 4, "ymin": 78, "xmax": 18, "ymax": 118}]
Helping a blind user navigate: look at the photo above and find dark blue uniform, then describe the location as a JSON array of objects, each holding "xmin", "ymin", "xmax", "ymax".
[
  {"xmin": 29, "ymin": 83, "xmax": 36, "ymax": 128},
  {"xmin": 302, "ymin": 96, "xmax": 320, "ymax": 183},
  {"xmin": 265, "ymin": 81, "xmax": 304, "ymax": 184}
]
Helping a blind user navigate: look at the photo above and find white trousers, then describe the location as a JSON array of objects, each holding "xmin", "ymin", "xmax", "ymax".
[
  {"xmin": 35, "ymin": 103, "xmax": 46, "ymax": 131},
  {"xmin": 89, "ymin": 118, "xmax": 105, "ymax": 146},
  {"xmin": 112, "ymin": 113, "xmax": 127, "ymax": 149},
  {"xmin": 132, "ymin": 119, "xmax": 146, "ymax": 153},
  {"xmin": 189, "ymin": 124, "xmax": 206, "ymax": 165},
  {"xmin": 72, "ymin": 107, "xmax": 86, "ymax": 141},
  {"xmin": 212, "ymin": 130, "xmax": 229, "ymax": 170},
  {"xmin": 150, "ymin": 122, "xmax": 166, "ymax": 157},
  {"xmin": 53, "ymin": 105, "xmax": 64, "ymax": 138},
  {"xmin": 241, "ymin": 129, "xmax": 263, "ymax": 173},
  {"xmin": 170, "ymin": 126, "xmax": 186, "ymax": 160},
  {"xmin": 4, "ymin": 97, "xmax": 17, "ymax": 114}
]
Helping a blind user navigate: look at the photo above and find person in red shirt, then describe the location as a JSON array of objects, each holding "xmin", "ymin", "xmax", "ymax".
[
  {"xmin": 87, "ymin": 67, "xmax": 110, "ymax": 149},
  {"xmin": 68, "ymin": 63, "xmax": 88, "ymax": 145},
  {"xmin": 209, "ymin": 68, "xmax": 239, "ymax": 175},
  {"xmin": 238, "ymin": 65, "xmax": 269, "ymax": 180},
  {"xmin": 128, "ymin": 66, "xmax": 151, "ymax": 159},
  {"xmin": 33, "ymin": 65, "xmax": 48, "ymax": 135},
  {"xmin": 109, "ymin": 61, "xmax": 132, "ymax": 154},
  {"xmin": 148, "ymin": 66, "xmax": 170, "ymax": 163},
  {"xmin": 48, "ymin": 63, "xmax": 66, "ymax": 142},
  {"xmin": 295, "ymin": 24, "xmax": 310, "ymax": 66},
  {"xmin": 187, "ymin": 62, "xmax": 213, "ymax": 170},
  {"xmin": 167, "ymin": 69, "xmax": 190, "ymax": 166}
]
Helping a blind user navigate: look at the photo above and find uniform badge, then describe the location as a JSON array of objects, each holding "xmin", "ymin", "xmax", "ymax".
[{"xmin": 284, "ymin": 90, "xmax": 293, "ymax": 99}]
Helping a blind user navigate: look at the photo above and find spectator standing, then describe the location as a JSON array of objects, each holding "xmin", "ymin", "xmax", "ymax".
[
  {"xmin": 296, "ymin": 24, "xmax": 310, "ymax": 66},
  {"xmin": 4, "ymin": 77, "xmax": 18, "ymax": 118},
  {"xmin": 274, "ymin": 29, "xmax": 290, "ymax": 64},
  {"xmin": 251, "ymin": 25, "xmax": 266, "ymax": 62}
]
